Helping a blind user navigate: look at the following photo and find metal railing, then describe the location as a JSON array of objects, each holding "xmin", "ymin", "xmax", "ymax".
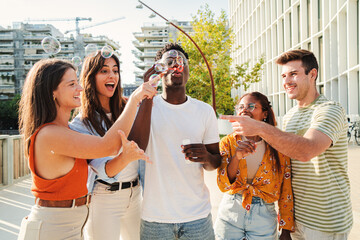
[
  {"xmin": 0, "ymin": 135, "xmax": 30, "ymax": 187},
  {"xmin": 348, "ymin": 121, "xmax": 360, "ymax": 145}
]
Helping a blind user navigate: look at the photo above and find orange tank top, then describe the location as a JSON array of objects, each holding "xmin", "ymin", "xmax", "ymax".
[{"xmin": 28, "ymin": 123, "xmax": 88, "ymax": 200}]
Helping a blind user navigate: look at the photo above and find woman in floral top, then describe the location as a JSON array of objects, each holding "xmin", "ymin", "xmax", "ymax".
[{"xmin": 215, "ymin": 92, "xmax": 294, "ymax": 240}]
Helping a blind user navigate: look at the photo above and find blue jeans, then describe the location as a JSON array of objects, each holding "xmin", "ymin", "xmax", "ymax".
[
  {"xmin": 138, "ymin": 159, "xmax": 146, "ymax": 190},
  {"xmin": 140, "ymin": 214, "xmax": 215, "ymax": 240},
  {"xmin": 214, "ymin": 193, "xmax": 278, "ymax": 240}
]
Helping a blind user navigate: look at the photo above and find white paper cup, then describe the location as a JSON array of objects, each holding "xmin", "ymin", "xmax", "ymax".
[{"xmin": 182, "ymin": 139, "xmax": 192, "ymax": 164}]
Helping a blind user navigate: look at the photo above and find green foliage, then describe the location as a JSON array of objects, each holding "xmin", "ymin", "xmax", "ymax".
[
  {"xmin": 232, "ymin": 57, "xmax": 265, "ymax": 91},
  {"xmin": 0, "ymin": 94, "xmax": 20, "ymax": 130},
  {"xmin": 177, "ymin": 4, "xmax": 264, "ymax": 115}
]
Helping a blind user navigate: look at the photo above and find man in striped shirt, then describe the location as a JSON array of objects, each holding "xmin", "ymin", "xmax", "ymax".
[{"xmin": 221, "ymin": 49, "xmax": 352, "ymax": 239}]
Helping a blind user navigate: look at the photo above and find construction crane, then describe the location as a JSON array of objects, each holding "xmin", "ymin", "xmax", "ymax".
[
  {"xmin": 25, "ymin": 17, "xmax": 92, "ymax": 36},
  {"xmin": 64, "ymin": 17, "xmax": 126, "ymax": 34}
]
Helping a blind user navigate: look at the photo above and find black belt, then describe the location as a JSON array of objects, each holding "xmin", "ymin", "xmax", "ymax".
[{"xmin": 96, "ymin": 179, "xmax": 138, "ymax": 191}]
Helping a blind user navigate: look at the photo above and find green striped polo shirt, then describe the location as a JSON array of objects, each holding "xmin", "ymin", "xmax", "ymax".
[{"xmin": 282, "ymin": 94, "xmax": 353, "ymax": 233}]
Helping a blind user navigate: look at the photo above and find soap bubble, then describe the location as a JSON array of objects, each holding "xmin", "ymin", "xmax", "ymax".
[
  {"xmin": 71, "ymin": 56, "xmax": 82, "ymax": 67},
  {"xmin": 154, "ymin": 62, "xmax": 167, "ymax": 72},
  {"xmin": 41, "ymin": 36, "xmax": 61, "ymax": 54},
  {"xmin": 168, "ymin": 50, "xmax": 178, "ymax": 58},
  {"xmin": 85, "ymin": 44, "xmax": 98, "ymax": 57},
  {"xmin": 176, "ymin": 56, "xmax": 184, "ymax": 66},
  {"xmin": 149, "ymin": 74, "xmax": 161, "ymax": 87},
  {"xmin": 101, "ymin": 45, "xmax": 114, "ymax": 58}
]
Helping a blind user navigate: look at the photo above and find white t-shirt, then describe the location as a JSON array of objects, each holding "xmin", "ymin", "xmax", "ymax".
[{"xmin": 142, "ymin": 95, "xmax": 220, "ymax": 223}]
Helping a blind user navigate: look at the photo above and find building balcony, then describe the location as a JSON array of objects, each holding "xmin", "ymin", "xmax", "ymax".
[
  {"xmin": 133, "ymin": 32, "xmax": 169, "ymax": 41},
  {"xmin": 23, "ymin": 35, "xmax": 46, "ymax": 40},
  {"xmin": 60, "ymin": 47, "xmax": 75, "ymax": 53},
  {"xmin": 0, "ymin": 84, "xmax": 15, "ymax": 94},
  {"xmin": 23, "ymin": 44, "xmax": 42, "ymax": 49},
  {"xmin": 24, "ymin": 25, "xmax": 53, "ymax": 32},
  {"xmin": 84, "ymin": 36, "xmax": 120, "ymax": 49},
  {"xmin": 134, "ymin": 61, "xmax": 146, "ymax": 69},
  {"xmin": 0, "ymin": 35, "xmax": 13, "ymax": 40},
  {"xmin": 134, "ymin": 70, "xmax": 145, "ymax": 78},
  {"xmin": 24, "ymin": 54, "xmax": 46, "ymax": 60},
  {"xmin": 0, "ymin": 65, "xmax": 14, "ymax": 70},
  {"xmin": 141, "ymin": 22, "xmax": 168, "ymax": 29},
  {"xmin": 132, "ymin": 50, "xmax": 156, "ymax": 60},
  {"xmin": 133, "ymin": 40, "xmax": 165, "ymax": 50},
  {"xmin": 0, "ymin": 48, "xmax": 14, "ymax": 53},
  {"xmin": 23, "ymin": 64, "xmax": 33, "ymax": 70},
  {"xmin": 0, "ymin": 55, "xmax": 13, "ymax": 60},
  {"xmin": 134, "ymin": 61, "xmax": 153, "ymax": 70}
]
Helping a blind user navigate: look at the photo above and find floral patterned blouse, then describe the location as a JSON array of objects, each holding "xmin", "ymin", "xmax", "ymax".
[{"xmin": 217, "ymin": 133, "xmax": 294, "ymax": 231}]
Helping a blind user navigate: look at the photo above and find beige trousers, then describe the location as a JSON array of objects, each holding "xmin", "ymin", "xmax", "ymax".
[
  {"xmin": 84, "ymin": 182, "xmax": 142, "ymax": 240},
  {"xmin": 18, "ymin": 204, "xmax": 89, "ymax": 240},
  {"xmin": 291, "ymin": 221, "xmax": 350, "ymax": 240}
]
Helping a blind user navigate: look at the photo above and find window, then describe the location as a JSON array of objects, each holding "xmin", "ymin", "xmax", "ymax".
[
  {"xmin": 318, "ymin": 36, "xmax": 323, "ymax": 82},
  {"xmin": 297, "ymin": 5, "xmax": 301, "ymax": 43},
  {"xmin": 318, "ymin": 0, "xmax": 322, "ymax": 29},
  {"xmin": 307, "ymin": 0, "xmax": 311, "ymax": 37}
]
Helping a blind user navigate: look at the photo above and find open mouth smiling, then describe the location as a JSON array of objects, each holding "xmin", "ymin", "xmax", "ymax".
[{"xmin": 105, "ymin": 82, "xmax": 116, "ymax": 90}]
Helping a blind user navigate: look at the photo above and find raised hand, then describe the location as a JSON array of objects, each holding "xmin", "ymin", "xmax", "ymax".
[
  {"xmin": 130, "ymin": 81, "xmax": 157, "ymax": 104},
  {"xmin": 144, "ymin": 65, "xmax": 167, "ymax": 88},
  {"xmin": 118, "ymin": 130, "xmax": 151, "ymax": 164},
  {"xmin": 220, "ymin": 115, "xmax": 262, "ymax": 137},
  {"xmin": 234, "ymin": 140, "xmax": 256, "ymax": 160}
]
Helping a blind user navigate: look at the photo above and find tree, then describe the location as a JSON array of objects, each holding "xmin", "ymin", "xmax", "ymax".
[
  {"xmin": 177, "ymin": 4, "xmax": 264, "ymax": 115},
  {"xmin": 0, "ymin": 94, "xmax": 20, "ymax": 130}
]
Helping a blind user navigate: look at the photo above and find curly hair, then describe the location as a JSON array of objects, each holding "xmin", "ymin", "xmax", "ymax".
[{"xmin": 155, "ymin": 42, "xmax": 189, "ymax": 61}]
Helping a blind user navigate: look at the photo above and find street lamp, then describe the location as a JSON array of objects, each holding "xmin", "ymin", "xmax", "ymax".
[{"xmin": 137, "ymin": 0, "xmax": 217, "ymax": 113}]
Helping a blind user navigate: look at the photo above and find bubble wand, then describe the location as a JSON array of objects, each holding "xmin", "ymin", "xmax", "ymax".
[{"xmin": 138, "ymin": 0, "xmax": 217, "ymax": 113}]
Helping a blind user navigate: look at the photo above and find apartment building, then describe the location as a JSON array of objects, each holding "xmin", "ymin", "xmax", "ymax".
[
  {"xmin": 229, "ymin": 0, "xmax": 360, "ymax": 122},
  {"xmin": 0, "ymin": 22, "xmax": 120, "ymax": 99},
  {"xmin": 132, "ymin": 21, "xmax": 192, "ymax": 83}
]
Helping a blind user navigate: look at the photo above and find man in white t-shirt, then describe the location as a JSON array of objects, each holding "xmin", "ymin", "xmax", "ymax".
[{"xmin": 130, "ymin": 42, "xmax": 221, "ymax": 240}]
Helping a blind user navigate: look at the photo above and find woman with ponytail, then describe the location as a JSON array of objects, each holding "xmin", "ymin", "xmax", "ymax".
[{"xmin": 215, "ymin": 92, "xmax": 294, "ymax": 240}]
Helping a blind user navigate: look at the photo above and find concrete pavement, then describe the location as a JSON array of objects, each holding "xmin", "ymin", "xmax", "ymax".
[
  {"xmin": 0, "ymin": 145, "xmax": 359, "ymax": 239},
  {"xmin": 205, "ymin": 144, "xmax": 360, "ymax": 240}
]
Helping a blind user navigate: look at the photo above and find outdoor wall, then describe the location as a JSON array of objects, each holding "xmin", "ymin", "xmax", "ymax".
[{"xmin": 229, "ymin": 0, "xmax": 360, "ymax": 124}]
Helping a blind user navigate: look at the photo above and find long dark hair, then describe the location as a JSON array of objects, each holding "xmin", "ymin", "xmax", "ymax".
[
  {"xmin": 79, "ymin": 52, "xmax": 126, "ymax": 136},
  {"xmin": 237, "ymin": 91, "xmax": 281, "ymax": 171},
  {"xmin": 19, "ymin": 59, "xmax": 75, "ymax": 156}
]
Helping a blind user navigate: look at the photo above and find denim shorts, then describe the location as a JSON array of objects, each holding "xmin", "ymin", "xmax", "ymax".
[
  {"xmin": 140, "ymin": 213, "xmax": 215, "ymax": 240},
  {"xmin": 214, "ymin": 193, "xmax": 278, "ymax": 240}
]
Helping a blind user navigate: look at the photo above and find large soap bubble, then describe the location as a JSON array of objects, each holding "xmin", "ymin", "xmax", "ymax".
[
  {"xmin": 71, "ymin": 56, "xmax": 82, "ymax": 67},
  {"xmin": 41, "ymin": 36, "xmax": 61, "ymax": 54},
  {"xmin": 101, "ymin": 45, "xmax": 114, "ymax": 58},
  {"xmin": 85, "ymin": 44, "xmax": 98, "ymax": 57}
]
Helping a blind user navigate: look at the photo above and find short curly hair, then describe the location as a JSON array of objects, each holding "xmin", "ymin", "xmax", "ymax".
[{"xmin": 155, "ymin": 42, "xmax": 189, "ymax": 61}]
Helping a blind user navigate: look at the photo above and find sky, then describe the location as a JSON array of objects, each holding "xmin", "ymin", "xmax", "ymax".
[{"xmin": 0, "ymin": 0, "xmax": 228, "ymax": 84}]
